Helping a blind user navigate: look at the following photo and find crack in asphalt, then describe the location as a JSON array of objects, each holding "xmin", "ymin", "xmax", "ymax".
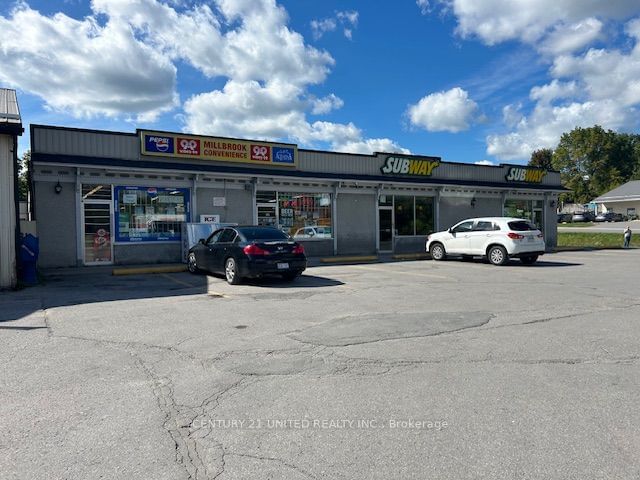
[
  {"xmin": 28, "ymin": 291, "xmax": 640, "ymax": 479},
  {"xmin": 478, "ymin": 301, "xmax": 640, "ymax": 333},
  {"xmin": 225, "ymin": 451, "xmax": 320, "ymax": 480}
]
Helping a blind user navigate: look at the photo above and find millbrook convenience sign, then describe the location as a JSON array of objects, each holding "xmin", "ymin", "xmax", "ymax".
[{"xmin": 140, "ymin": 130, "xmax": 298, "ymax": 167}]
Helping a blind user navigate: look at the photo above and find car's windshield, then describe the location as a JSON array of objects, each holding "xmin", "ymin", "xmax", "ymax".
[
  {"xmin": 239, "ymin": 227, "xmax": 289, "ymax": 240},
  {"xmin": 508, "ymin": 221, "xmax": 537, "ymax": 231}
]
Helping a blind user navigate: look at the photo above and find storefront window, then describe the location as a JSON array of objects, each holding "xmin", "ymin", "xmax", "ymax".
[
  {"xmin": 415, "ymin": 197, "xmax": 435, "ymax": 235},
  {"xmin": 394, "ymin": 196, "xmax": 415, "ymax": 236},
  {"xmin": 114, "ymin": 186, "xmax": 190, "ymax": 242},
  {"xmin": 392, "ymin": 195, "xmax": 435, "ymax": 236},
  {"xmin": 504, "ymin": 199, "xmax": 543, "ymax": 228},
  {"xmin": 256, "ymin": 191, "xmax": 333, "ymax": 239}
]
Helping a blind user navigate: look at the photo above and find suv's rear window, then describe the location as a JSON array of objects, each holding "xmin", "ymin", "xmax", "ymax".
[
  {"xmin": 239, "ymin": 227, "xmax": 289, "ymax": 240},
  {"xmin": 508, "ymin": 221, "xmax": 536, "ymax": 231}
]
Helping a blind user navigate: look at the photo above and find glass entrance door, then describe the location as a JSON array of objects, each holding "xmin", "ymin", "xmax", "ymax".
[
  {"xmin": 379, "ymin": 208, "xmax": 393, "ymax": 252},
  {"xmin": 83, "ymin": 202, "xmax": 113, "ymax": 265},
  {"xmin": 532, "ymin": 207, "xmax": 544, "ymax": 230}
]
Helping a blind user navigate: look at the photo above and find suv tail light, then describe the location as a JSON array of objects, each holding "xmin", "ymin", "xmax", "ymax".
[
  {"xmin": 507, "ymin": 232, "xmax": 525, "ymax": 240},
  {"xmin": 292, "ymin": 244, "xmax": 305, "ymax": 255},
  {"xmin": 537, "ymin": 233, "xmax": 543, "ymax": 238},
  {"xmin": 243, "ymin": 244, "xmax": 270, "ymax": 256}
]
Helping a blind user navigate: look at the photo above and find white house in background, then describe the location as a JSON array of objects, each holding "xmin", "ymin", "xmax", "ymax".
[
  {"xmin": 0, "ymin": 88, "xmax": 23, "ymax": 288},
  {"xmin": 592, "ymin": 181, "xmax": 640, "ymax": 219}
]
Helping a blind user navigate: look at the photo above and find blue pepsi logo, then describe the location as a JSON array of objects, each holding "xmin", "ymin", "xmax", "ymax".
[{"xmin": 145, "ymin": 135, "xmax": 174, "ymax": 154}]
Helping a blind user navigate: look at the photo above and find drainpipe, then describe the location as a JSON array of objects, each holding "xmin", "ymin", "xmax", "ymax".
[
  {"xmin": 12, "ymin": 135, "xmax": 21, "ymax": 285},
  {"xmin": 332, "ymin": 182, "xmax": 339, "ymax": 256},
  {"xmin": 375, "ymin": 185, "xmax": 381, "ymax": 253},
  {"xmin": 435, "ymin": 187, "xmax": 441, "ymax": 231},
  {"xmin": 192, "ymin": 174, "xmax": 198, "ymax": 221},
  {"xmin": 75, "ymin": 167, "xmax": 82, "ymax": 265}
]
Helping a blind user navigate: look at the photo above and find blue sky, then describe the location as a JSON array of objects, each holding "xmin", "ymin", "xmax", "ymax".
[{"xmin": 2, "ymin": 1, "xmax": 640, "ymax": 164}]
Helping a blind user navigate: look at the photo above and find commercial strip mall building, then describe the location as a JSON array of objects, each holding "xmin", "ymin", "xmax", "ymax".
[{"xmin": 30, "ymin": 125, "xmax": 566, "ymax": 267}]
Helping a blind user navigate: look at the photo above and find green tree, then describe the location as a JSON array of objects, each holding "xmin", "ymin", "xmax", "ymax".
[
  {"xmin": 552, "ymin": 126, "xmax": 634, "ymax": 204},
  {"xmin": 17, "ymin": 150, "xmax": 30, "ymax": 201},
  {"xmin": 528, "ymin": 148, "xmax": 554, "ymax": 170}
]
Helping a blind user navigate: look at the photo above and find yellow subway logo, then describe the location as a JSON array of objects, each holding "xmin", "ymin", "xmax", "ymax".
[
  {"xmin": 505, "ymin": 167, "xmax": 546, "ymax": 183},
  {"xmin": 381, "ymin": 156, "xmax": 440, "ymax": 176}
]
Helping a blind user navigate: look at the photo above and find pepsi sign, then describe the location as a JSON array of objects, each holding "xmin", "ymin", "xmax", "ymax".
[
  {"xmin": 145, "ymin": 135, "xmax": 174, "ymax": 154},
  {"xmin": 273, "ymin": 147, "xmax": 295, "ymax": 164}
]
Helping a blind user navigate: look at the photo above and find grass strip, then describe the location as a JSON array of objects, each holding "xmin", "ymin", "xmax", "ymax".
[{"xmin": 558, "ymin": 232, "xmax": 639, "ymax": 248}]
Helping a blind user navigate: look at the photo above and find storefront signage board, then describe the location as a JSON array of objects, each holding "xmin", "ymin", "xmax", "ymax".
[
  {"xmin": 504, "ymin": 166, "xmax": 546, "ymax": 183},
  {"xmin": 380, "ymin": 155, "xmax": 441, "ymax": 177},
  {"xmin": 140, "ymin": 130, "xmax": 298, "ymax": 167}
]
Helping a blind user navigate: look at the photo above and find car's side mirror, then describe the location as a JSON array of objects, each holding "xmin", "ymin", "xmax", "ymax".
[
  {"xmin": 198, "ymin": 238, "xmax": 205, "ymax": 244},
  {"xmin": 448, "ymin": 228, "xmax": 453, "ymax": 234}
]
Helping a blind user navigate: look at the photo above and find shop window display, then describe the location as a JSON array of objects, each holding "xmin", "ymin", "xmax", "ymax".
[
  {"xmin": 256, "ymin": 191, "xmax": 333, "ymax": 239},
  {"xmin": 114, "ymin": 186, "xmax": 190, "ymax": 242}
]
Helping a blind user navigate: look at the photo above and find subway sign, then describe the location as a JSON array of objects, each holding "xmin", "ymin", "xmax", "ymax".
[
  {"xmin": 140, "ymin": 130, "xmax": 298, "ymax": 167},
  {"xmin": 504, "ymin": 166, "xmax": 546, "ymax": 183},
  {"xmin": 380, "ymin": 156, "xmax": 440, "ymax": 177}
]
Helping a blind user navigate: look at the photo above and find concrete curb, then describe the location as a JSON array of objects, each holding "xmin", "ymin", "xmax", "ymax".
[
  {"xmin": 392, "ymin": 253, "xmax": 430, "ymax": 261},
  {"xmin": 112, "ymin": 264, "xmax": 188, "ymax": 276}
]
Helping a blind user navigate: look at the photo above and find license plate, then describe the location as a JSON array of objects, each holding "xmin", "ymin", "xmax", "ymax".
[
  {"xmin": 277, "ymin": 262, "xmax": 289, "ymax": 269},
  {"xmin": 527, "ymin": 236, "xmax": 535, "ymax": 242}
]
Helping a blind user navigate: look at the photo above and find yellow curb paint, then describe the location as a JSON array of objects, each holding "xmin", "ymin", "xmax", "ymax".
[
  {"xmin": 392, "ymin": 254, "xmax": 430, "ymax": 260},
  {"xmin": 320, "ymin": 255, "xmax": 378, "ymax": 263}
]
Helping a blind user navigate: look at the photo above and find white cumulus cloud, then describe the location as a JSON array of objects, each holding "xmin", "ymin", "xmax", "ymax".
[
  {"xmin": 311, "ymin": 10, "xmax": 359, "ymax": 40},
  {"xmin": 538, "ymin": 18, "xmax": 603, "ymax": 56},
  {"xmin": 428, "ymin": 1, "xmax": 640, "ymax": 160},
  {"xmin": 407, "ymin": 87, "xmax": 479, "ymax": 133},
  {"xmin": 487, "ymin": 18, "xmax": 640, "ymax": 160},
  {"xmin": 0, "ymin": 2, "xmax": 178, "ymax": 121},
  {"xmin": 0, "ymin": 0, "xmax": 402, "ymax": 154},
  {"xmin": 311, "ymin": 94, "xmax": 344, "ymax": 115},
  {"xmin": 487, "ymin": 99, "xmax": 633, "ymax": 160},
  {"xmin": 445, "ymin": 0, "xmax": 638, "ymax": 48}
]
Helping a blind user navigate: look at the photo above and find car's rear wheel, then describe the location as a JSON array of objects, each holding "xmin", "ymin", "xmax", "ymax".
[
  {"xmin": 520, "ymin": 254, "xmax": 538, "ymax": 265},
  {"xmin": 488, "ymin": 245, "xmax": 508, "ymax": 266},
  {"xmin": 282, "ymin": 270, "xmax": 302, "ymax": 281},
  {"xmin": 225, "ymin": 257, "xmax": 241, "ymax": 285},
  {"xmin": 429, "ymin": 243, "xmax": 446, "ymax": 261},
  {"xmin": 187, "ymin": 253, "xmax": 201, "ymax": 274}
]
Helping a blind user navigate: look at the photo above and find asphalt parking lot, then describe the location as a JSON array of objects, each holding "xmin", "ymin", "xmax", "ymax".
[{"xmin": 1, "ymin": 250, "xmax": 640, "ymax": 479}]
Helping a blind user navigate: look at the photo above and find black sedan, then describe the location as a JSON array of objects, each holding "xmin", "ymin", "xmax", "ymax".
[
  {"xmin": 595, "ymin": 212, "xmax": 624, "ymax": 222},
  {"xmin": 187, "ymin": 226, "xmax": 307, "ymax": 284}
]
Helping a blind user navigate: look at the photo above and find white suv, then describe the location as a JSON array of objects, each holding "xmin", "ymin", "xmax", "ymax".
[{"xmin": 426, "ymin": 217, "xmax": 545, "ymax": 265}]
